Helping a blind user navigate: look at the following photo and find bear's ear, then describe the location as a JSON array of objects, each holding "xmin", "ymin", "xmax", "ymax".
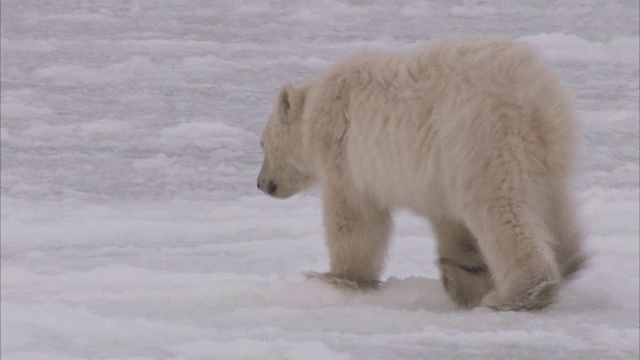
[{"xmin": 277, "ymin": 83, "xmax": 303, "ymax": 124}]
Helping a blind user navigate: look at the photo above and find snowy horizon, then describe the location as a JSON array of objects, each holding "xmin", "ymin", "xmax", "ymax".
[{"xmin": 1, "ymin": 1, "xmax": 639, "ymax": 359}]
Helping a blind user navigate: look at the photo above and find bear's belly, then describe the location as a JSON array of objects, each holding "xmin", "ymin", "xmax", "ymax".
[{"xmin": 347, "ymin": 142, "xmax": 448, "ymax": 217}]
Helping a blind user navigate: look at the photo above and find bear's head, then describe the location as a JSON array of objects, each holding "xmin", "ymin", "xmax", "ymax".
[{"xmin": 257, "ymin": 84, "xmax": 316, "ymax": 199}]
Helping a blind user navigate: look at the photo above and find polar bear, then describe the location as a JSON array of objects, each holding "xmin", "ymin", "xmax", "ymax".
[{"xmin": 257, "ymin": 36, "xmax": 585, "ymax": 311}]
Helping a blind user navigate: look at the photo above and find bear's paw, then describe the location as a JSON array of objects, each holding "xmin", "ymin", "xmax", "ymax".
[{"xmin": 304, "ymin": 271, "xmax": 381, "ymax": 291}]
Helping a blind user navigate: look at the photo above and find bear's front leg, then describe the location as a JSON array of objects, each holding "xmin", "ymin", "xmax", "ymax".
[{"xmin": 309, "ymin": 183, "xmax": 392, "ymax": 290}]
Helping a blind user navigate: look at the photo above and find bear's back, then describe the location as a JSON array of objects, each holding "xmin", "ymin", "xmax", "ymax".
[{"xmin": 305, "ymin": 37, "xmax": 574, "ymax": 216}]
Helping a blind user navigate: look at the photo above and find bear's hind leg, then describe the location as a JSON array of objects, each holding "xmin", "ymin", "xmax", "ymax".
[
  {"xmin": 547, "ymin": 184, "xmax": 587, "ymax": 280},
  {"xmin": 311, "ymin": 183, "xmax": 392, "ymax": 290},
  {"xmin": 464, "ymin": 200, "xmax": 561, "ymax": 310},
  {"xmin": 459, "ymin": 147, "xmax": 563, "ymax": 311},
  {"xmin": 433, "ymin": 218, "xmax": 495, "ymax": 308}
]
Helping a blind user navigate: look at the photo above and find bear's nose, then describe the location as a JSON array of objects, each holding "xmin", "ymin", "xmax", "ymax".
[{"xmin": 266, "ymin": 181, "xmax": 277, "ymax": 195}]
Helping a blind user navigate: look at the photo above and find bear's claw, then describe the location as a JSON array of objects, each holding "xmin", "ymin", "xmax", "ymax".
[{"xmin": 482, "ymin": 280, "xmax": 559, "ymax": 311}]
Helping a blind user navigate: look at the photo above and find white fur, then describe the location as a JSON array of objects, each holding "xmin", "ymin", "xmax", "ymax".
[{"xmin": 258, "ymin": 36, "xmax": 585, "ymax": 310}]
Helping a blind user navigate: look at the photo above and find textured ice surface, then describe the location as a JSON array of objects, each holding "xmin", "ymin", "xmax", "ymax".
[{"xmin": 1, "ymin": 1, "xmax": 638, "ymax": 359}]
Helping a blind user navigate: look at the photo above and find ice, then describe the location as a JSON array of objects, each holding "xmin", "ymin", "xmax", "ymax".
[
  {"xmin": 450, "ymin": 6, "xmax": 501, "ymax": 17},
  {"xmin": 1, "ymin": 1, "xmax": 638, "ymax": 359},
  {"xmin": 521, "ymin": 33, "xmax": 640, "ymax": 64}
]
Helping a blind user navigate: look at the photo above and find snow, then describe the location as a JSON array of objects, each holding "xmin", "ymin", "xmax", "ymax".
[{"xmin": 1, "ymin": 1, "xmax": 638, "ymax": 359}]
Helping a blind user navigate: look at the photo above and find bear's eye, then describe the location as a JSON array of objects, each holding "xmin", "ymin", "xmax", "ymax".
[{"xmin": 260, "ymin": 141, "xmax": 264, "ymax": 148}]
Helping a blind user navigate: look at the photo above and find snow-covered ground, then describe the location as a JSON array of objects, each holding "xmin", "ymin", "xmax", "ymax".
[{"xmin": 1, "ymin": 1, "xmax": 638, "ymax": 359}]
